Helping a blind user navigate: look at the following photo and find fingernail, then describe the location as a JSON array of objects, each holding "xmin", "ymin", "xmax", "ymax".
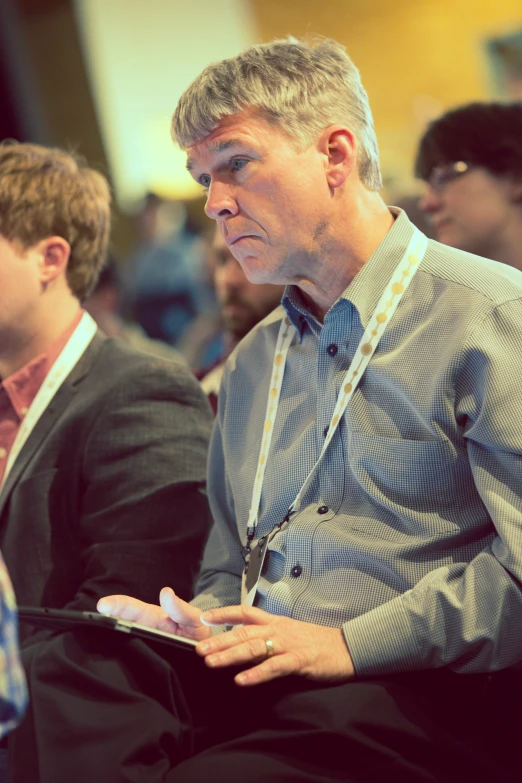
[{"xmin": 198, "ymin": 642, "xmax": 209, "ymax": 653}]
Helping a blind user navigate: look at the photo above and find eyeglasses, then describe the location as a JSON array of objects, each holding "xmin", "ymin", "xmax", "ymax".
[{"xmin": 427, "ymin": 161, "xmax": 472, "ymax": 190}]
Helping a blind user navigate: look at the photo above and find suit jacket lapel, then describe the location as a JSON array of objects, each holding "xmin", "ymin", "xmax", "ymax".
[{"xmin": 0, "ymin": 331, "xmax": 106, "ymax": 519}]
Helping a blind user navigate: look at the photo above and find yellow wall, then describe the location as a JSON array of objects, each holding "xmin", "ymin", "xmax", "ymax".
[{"xmin": 250, "ymin": 0, "xmax": 522, "ymax": 194}]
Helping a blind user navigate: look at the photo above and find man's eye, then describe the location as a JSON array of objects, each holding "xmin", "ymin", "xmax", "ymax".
[
  {"xmin": 200, "ymin": 174, "xmax": 211, "ymax": 189},
  {"xmin": 231, "ymin": 159, "xmax": 247, "ymax": 172}
]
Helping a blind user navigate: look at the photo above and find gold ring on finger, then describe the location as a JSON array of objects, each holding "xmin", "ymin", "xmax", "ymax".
[{"xmin": 265, "ymin": 639, "xmax": 276, "ymax": 658}]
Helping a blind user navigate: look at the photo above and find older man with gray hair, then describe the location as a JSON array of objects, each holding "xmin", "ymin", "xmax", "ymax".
[{"xmin": 98, "ymin": 37, "xmax": 522, "ymax": 783}]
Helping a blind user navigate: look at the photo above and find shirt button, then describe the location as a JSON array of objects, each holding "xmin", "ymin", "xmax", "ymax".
[
  {"xmin": 291, "ymin": 565, "xmax": 302, "ymax": 578},
  {"xmin": 327, "ymin": 344, "xmax": 338, "ymax": 357},
  {"xmin": 0, "ymin": 447, "xmax": 6, "ymax": 459},
  {"xmin": 317, "ymin": 505, "xmax": 329, "ymax": 515}
]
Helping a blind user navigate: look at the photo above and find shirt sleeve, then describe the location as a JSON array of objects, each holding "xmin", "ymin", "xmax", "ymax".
[
  {"xmin": 343, "ymin": 298, "xmax": 522, "ymax": 676},
  {"xmin": 0, "ymin": 553, "xmax": 27, "ymax": 738}
]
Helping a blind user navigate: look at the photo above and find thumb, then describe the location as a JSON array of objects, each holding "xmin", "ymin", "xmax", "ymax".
[
  {"xmin": 97, "ymin": 594, "xmax": 168, "ymax": 630},
  {"xmin": 159, "ymin": 588, "xmax": 202, "ymax": 628}
]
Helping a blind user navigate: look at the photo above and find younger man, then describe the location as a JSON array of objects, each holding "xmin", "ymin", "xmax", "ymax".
[{"xmin": 0, "ymin": 142, "xmax": 213, "ymax": 779}]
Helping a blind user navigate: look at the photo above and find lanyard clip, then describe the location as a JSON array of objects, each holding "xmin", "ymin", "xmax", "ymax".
[{"xmin": 242, "ymin": 525, "xmax": 257, "ymax": 565}]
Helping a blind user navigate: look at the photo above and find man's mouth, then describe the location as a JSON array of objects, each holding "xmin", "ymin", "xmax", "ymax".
[{"xmin": 226, "ymin": 234, "xmax": 259, "ymax": 247}]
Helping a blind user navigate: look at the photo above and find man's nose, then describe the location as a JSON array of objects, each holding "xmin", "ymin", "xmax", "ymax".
[
  {"xmin": 418, "ymin": 184, "xmax": 442, "ymax": 213},
  {"xmin": 205, "ymin": 182, "xmax": 238, "ymax": 220}
]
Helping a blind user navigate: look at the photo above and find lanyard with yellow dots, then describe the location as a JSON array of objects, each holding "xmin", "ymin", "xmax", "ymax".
[
  {"xmin": 0, "ymin": 312, "xmax": 97, "ymax": 495},
  {"xmin": 241, "ymin": 227, "xmax": 428, "ymax": 605}
]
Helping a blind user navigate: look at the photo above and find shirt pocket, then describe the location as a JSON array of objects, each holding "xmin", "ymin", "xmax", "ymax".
[{"xmin": 347, "ymin": 432, "xmax": 467, "ymax": 532}]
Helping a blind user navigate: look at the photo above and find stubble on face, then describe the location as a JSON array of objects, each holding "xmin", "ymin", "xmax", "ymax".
[{"xmin": 313, "ymin": 219, "xmax": 328, "ymax": 242}]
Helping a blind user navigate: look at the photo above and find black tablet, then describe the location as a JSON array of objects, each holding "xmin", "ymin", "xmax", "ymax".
[{"xmin": 18, "ymin": 606, "xmax": 197, "ymax": 651}]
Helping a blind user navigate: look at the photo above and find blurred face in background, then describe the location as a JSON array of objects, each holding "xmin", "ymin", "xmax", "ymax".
[
  {"xmin": 418, "ymin": 163, "xmax": 522, "ymax": 262},
  {"xmin": 212, "ymin": 231, "xmax": 284, "ymax": 342}
]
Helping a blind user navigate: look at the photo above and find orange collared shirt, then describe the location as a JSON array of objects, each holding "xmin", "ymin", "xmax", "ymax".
[{"xmin": 0, "ymin": 311, "xmax": 83, "ymax": 485}]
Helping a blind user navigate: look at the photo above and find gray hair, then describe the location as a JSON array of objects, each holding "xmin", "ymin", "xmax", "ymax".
[{"xmin": 171, "ymin": 37, "xmax": 382, "ymax": 191}]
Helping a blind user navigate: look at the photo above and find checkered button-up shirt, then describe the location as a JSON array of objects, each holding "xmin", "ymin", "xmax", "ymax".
[
  {"xmin": 192, "ymin": 208, "xmax": 522, "ymax": 677},
  {"xmin": 0, "ymin": 553, "xmax": 26, "ymax": 738}
]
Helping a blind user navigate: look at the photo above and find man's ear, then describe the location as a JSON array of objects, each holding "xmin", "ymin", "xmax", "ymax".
[
  {"xmin": 37, "ymin": 236, "xmax": 71, "ymax": 285},
  {"xmin": 319, "ymin": 126, "xmax": 357, "ymax": 189}
]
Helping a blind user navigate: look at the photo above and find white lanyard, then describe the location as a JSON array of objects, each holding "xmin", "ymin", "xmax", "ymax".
[
  {"xmin": 0, "ymin": 312, "xmax": 97, "ymax": 493},
  {"xmin": 245, "ymin": 227, "xmax": 428, "ymax": 546}
]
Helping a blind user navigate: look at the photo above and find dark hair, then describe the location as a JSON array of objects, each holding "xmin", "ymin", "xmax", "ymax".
[{"xmin": 415, "ymin": 102, "xmax": 522, "ymax": 181}]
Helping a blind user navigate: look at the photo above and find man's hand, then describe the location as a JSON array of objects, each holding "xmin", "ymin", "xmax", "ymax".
[
  {"xmin": 97, "ymin": 587, "xmax": 211, "ymax": 642},
  {"xmin": 196, "ymin": 605, "xmax": 355, "ymax": 686}
]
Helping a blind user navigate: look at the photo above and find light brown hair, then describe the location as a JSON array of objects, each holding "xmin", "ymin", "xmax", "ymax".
[{"xmin": 0, "ymin": 142, "xmax": 111, "ymax": 300}]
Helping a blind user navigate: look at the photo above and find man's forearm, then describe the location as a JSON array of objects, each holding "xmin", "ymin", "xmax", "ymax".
[{"xmin": 343, "ymin": 549, "xmax": 522, "ymax": 676}]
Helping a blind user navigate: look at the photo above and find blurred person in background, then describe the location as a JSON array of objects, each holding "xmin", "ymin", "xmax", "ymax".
[
  {"xmin": 416, "ymin": 102, "xmax": 522, "ymax": 271},
  {"xmin": 0, "ymin": 554, "xmax": 26, "ymax": 746},
  {"xmin": 0, "ymin": 142, "xmax": 213, "ymax": 782},
  {"xmin": 84, "ymin": 255, "xmax": 187, "ymax": 364},
  {"xmin": 124, "ymin": 192, "xmax": 214, "ymax": 345},
  {"xmin": 391, "ymin": 193, "xmax": 434, "ymax": 238},
  {"xmin": 199, "ymin": 230, "xmax": 284, "ymax": 411}
]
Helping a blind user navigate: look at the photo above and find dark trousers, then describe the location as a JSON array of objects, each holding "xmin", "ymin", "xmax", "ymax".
[{"xmin": 8, "ymin": 629, "xmax": 518, "ymax": 783}]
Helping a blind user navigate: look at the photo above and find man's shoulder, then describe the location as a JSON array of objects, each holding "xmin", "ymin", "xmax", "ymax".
[
  {"xmin": 93, "ymin": 333, "xmax": 184, "ymax": 374},
  {"xmin": 82, "ymin": 333, "xmax": 209, "ymax": 403},
  {"xmin": 421, "ymin": 240, "xmax": 522, "ymax": 305}
]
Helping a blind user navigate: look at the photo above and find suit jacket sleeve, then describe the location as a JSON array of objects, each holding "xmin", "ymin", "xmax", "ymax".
[{"xmin": 65, "ymin": 353, "xmax": 214, "ymax": 611}]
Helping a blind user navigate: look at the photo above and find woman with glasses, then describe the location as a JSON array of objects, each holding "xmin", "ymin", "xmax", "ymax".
[{"xmin": 415, "ymin": 102, "xmax": 522, "ymax": 271}]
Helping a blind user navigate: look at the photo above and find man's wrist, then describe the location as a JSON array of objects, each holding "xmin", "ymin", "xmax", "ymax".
[{"xmin": 342, "ymin": 595, "xmax": 422, "ymax": 677}]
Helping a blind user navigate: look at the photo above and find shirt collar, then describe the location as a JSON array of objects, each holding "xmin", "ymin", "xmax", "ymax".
[
  {"xmin": 342, "ymin": 207, "xmax": 415, "ymax": 329},
  {"xmin": 1, "ymin": 309, "xmax": 83, "ymax": 420},
  {"xmin": 282, "ymin": 208, "xmax": 416, "ymax": 337},
  {"xmin": 281, "ymin": 286, "xmax": 317, "ymax": 341}
]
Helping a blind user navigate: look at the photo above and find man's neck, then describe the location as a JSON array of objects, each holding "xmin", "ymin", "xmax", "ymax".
[
  {"xmin": 296, "ymin": 195, "xmax": 395, "ymax": 322},
  {"xmin": 0, "ymin": 300, "xmax": 81, "ymax": 380}
]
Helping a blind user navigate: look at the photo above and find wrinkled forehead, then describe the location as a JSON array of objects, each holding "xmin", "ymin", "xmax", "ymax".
[{"xmin": 185, "ymin": 107, "xmax": 278, "ymax": 171}]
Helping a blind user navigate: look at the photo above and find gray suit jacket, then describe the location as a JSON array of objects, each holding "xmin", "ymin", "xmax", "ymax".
[{"xmin": 0, "ymin": 330, "xmax": 214, "ymax": 644}]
